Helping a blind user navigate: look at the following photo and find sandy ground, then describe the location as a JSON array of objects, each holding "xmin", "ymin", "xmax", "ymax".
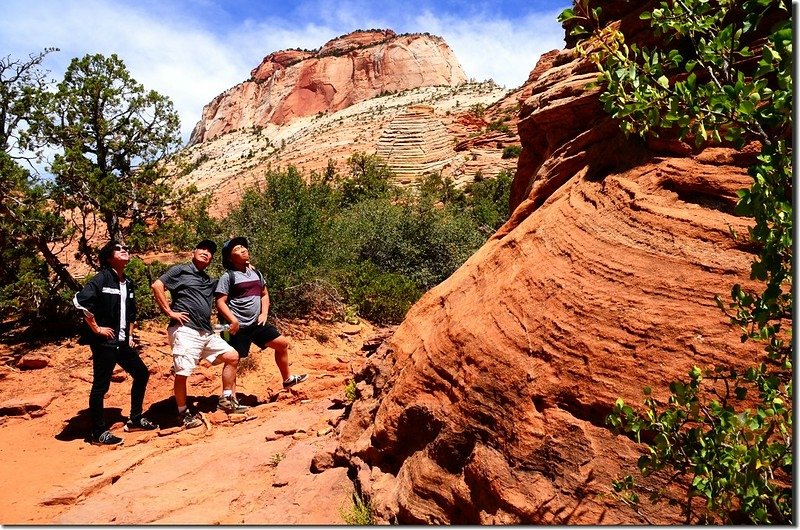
[{"xmin": 0, "ymin": 317, "xmax": 380, "ymax": 524}]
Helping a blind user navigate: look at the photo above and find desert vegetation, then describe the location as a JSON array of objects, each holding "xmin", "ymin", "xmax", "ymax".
[
  {"xmin": 1, "ymin": 50, "xmax": 188, "ymax": 328},
  {"xmin": 184, "ymin": 153, "xmax": 512, "ymax": 324}
]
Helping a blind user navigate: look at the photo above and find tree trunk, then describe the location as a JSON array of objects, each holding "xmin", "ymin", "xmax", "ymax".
[{"xmin": 36, "ymin": 238, "xmax": 82, "ymax": 291}]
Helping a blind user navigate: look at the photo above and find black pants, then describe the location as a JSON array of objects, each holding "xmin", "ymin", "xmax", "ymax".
[
  {"xmin": 226, "ymin": 323, "xmax": 281, "ymax": 358},
  {"xmin": 89, "ymin": 342, "xmax": 149, "ymax": 438}
]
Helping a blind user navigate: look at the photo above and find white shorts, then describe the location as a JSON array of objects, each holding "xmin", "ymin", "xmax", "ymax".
[{"xmin": 168, "ymin": 324, "xmax": 235, "ymax": 377}]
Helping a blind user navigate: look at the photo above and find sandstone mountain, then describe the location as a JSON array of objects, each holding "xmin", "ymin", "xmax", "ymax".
[
  {"xmin": 334, "ymin": 3, "xmax": 772, "ymax": 526},
  {"xmin": 174, "ymin": 30, "xmax": 522, "ymax": 213},
  {"xmin": 189, "ymin": 29, "xmax": 466, "ymax": 143}
]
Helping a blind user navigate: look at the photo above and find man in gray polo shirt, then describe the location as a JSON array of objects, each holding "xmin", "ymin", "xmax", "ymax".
[{"xmin": 151, "ymin": 239, "xmax": 247, "ymax": 429}]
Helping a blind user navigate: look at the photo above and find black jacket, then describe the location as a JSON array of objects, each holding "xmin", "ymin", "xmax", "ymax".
[{"xmin": 73, "ymin": 268, "xmax": 137, "ymax": 345}]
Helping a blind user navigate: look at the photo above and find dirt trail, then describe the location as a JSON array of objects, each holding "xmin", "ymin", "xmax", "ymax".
[{"xmin": 0, "ymin": 318, "xmax": 377, "ymax": 524}]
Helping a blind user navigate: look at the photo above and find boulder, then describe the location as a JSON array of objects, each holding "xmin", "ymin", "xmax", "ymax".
[{"xmin": 336, "ymin": 0, "xmax": 771, "ymax": 524}]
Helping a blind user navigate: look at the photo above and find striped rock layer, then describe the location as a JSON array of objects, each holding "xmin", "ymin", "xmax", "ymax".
[
  {"xmin": 376, "ymin": 105, "xmax": 454, "ymax": 184},
  {"xmin": 336, "ymin": 0, "xmax": 777, "ymax": 524}
]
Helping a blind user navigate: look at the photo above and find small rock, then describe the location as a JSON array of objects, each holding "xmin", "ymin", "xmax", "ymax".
[
  {"xmin": 274, "ymin": 427, "xmax": 305, "ymax": 436},
  {"xmin": 310, "ymin": 446, "xmax": 336, "ymax": 472},
  {"xmin": 0, "ymin": 365, "xmax": 14, "ymax": 380},
  {"xmin": 40, "ymin": 488, "xmax": 80, "ymax": 506},
  {"xmin": 316, "ymin": 427, "xmax": 333, "ymax": 437},
  {"xmin": 341, "ymin": 324, "xmax": 361, "ymax": 335},
  {"xmin": 229, "ymin": 414, "xmax": 248, "ymax": 423},
  {"xmin": 16, "ymin": 353, "xmax": 49, "ymax": 370},
  {"xmin": 158, "ymin": 426, "xmax": 183, "ymax": 436},
  {"xmin": 206, "ymin": 410, "xmax": 229, "ymax": 424},
  {"xmin": 110, "ymin": 366, "xmax": 127, "ymax": 382},
  {"xmin": 0, "ymin": 393, "xmax": 56, "ymax": 416}
]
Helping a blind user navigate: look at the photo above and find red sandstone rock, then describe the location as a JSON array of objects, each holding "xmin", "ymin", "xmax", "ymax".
[
  {"xmin": 318, "ymin": 29, "xmax": 396, "ymax": 56},
  {"xmin": 16, "ymin": 353, "xmax": 49, "ymax": 370},
  {"xmin": 189, "ymin": 30, "xmax": 467, "ymax": 144},
  {"xmin": 336, "ymin": 0, "xmax": 778, "ymax": 524},
  {"xmin": 0, "ymin": 393, "xmax": 55, "ymax": 416},
  {"xmin": 250, "ymin": 50, "xmax": 314, "ymax": 81}
]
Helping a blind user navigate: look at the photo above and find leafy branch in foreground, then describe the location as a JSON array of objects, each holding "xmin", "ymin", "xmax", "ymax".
[{"xmin": 560, "ymin": 0, "xmax": 792, "ymax": 523}]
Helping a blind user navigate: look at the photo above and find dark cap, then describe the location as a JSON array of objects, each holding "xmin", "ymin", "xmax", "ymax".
[
  {"xmin": 195, "ymin": 239, "xmax": 217, "ymax": 254},
  {"xmin": 221, "ymin": 236, "xmax": 249, "ymax": 269}
]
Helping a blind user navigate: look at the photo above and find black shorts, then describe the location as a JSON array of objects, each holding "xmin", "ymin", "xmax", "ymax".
[{"xmin": 226, "ymin": 322, "xmax": 281, "ymax": 358}]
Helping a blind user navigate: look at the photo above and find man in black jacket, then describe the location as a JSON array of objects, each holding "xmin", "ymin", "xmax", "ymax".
[{"xmin": 73, "ymin": 241, "xmax": 157, "ymax": 446}]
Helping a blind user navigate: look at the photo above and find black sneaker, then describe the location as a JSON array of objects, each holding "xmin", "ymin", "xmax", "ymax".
[
  {"xmin": 218, "ymin": 395, "xmax": 248, "ymax": 414},
  {"xmin": 91, "ymin": 430, "xmax": 123, "ymax": 446},
  {"xmin": 180, "ymin": 410, "xmax": 203, "ymax": 429},
  {"xmin": 124, "ymin": 416, "xmax": 159, "ymax": 432},
  {"xmin": 283, "ymin": 374, "xmax": 308, "ymax": 388}
]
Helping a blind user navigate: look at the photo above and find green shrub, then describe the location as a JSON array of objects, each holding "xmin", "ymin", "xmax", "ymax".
[
  {"xmin": 344, "ymin": 265, "xmax": 421, "ymax": 324},
  {"xmin": 125, "ymin": 257, "xmax": 171, "ymax": 320},
  {"xmin": 502, "ymin": 145, "xmax": 522, "ymax": 159},
  {"xmin": 340, "ymin": 492, "xmax": 374, "ymax": 525},
  {"xmin": 466, "ymin": 169, "xmax": 513, "ymax": 231},
  {"xmin": 218, "ymin": 154, "xmax": 511, "ymax": 324},
  {"xmin": 487, "ymin": 119, "xmax": 510, "ymax": 134},
  {"xmin": 563, "ymin": 0, "xmax": 792, "ymax": 523},
  {"xmin": 344, "ymin": 379, "xmax": 357, "ymax": 403}
]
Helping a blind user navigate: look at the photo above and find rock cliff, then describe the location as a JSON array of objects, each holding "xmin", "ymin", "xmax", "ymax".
[
  {"xmin": 175, "ymin": 81, "xmax": 519, "ymax": 213},
  {"xmin": 336, "ymin": 0, "xmax": 768, "ymax": 524},
  {"xmin": 189, "ymin": 30, "xmax": 467, "ymax": 145}
]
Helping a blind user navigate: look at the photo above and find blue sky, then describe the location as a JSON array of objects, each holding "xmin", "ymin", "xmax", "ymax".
[{"xmin": 2, "ymin": 0, "xmax": 571, "ymax": 144}]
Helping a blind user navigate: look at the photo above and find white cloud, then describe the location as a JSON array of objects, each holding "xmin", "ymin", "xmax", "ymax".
[
  {"xmin": 411, "ymin": 9, "xmax": 566, "ymax": 88},
  {"xmin": 2, "ymin": 1, "xmax": 249, "ymax": 144}
]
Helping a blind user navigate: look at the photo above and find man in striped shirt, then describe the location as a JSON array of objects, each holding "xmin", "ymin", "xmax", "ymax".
[{"xmin": 215, "ymin": 237, "xmax": 307, "ymax": 389}]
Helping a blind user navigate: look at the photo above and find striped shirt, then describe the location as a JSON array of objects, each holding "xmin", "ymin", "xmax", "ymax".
[{"xmin": 215, "ymin": 267, "xmax": 264, "ymax": 327}]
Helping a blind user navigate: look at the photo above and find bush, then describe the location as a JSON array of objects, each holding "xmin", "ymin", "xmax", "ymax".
[
  {"xmin": 219, "ymin": 155, "xmax": 512, "ymax": 324},
  {"xmin": 125, "ymin": 257, "xmax": 171, "ymax": 320},
  {"xmin": 502, "ymin": 145, "xmax": 522, "ymax": 159},
  {"xmin": 564, "ymin": 0, "xmax": 792, "ymax": 523},
  {"xmin": 466, "ymin": 169, "xmax": 513, "ymax": 231},
  {"xmin": 331, "ymin": 262, "xmax": 421, "ymax": 324}
]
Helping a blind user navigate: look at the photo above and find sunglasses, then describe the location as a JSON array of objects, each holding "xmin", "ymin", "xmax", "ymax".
[{"xmin": 113, "ymin": 244, "xmax": 129, "ymax": 252}]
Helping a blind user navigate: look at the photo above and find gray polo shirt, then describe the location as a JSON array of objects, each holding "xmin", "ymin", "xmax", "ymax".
[{"xmin": 158, "ymin": 262, "xmax": 217, "ymax": 332}]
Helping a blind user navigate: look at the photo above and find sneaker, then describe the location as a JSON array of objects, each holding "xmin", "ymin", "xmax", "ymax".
[
  {"xmin": 283, "ymin": 374, "xmax": 308, "ymax": 388},
  {"xmin": 124, "ymin": 416, "xmax": 159, "ymax": 432},
  {"xmin": 91, "ymin": 430, "xmax": 123, "ymax": 446},
  {"xmin": 218, "ymin": 395, "xmax": 249, "ymax": 414},
  {"xmin": 180, "ymin": 409, "xmax": 203, "ymax": 429}
]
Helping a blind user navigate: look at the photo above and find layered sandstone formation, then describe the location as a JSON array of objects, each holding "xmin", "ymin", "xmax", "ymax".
[
  {"xmin": 376, "ymin": 105, "xmax": 455, "ymax": 184},
  {"xmin": 336, "ymin": 0, "xmax": 771, "ymax": 524},
  {"xmin": 176, "ymin": 81, "xmax": 519, "ymax": 212},
  {"xmin": 189, "ymin": 30, "xmax": 467, "ymax": 144}
]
